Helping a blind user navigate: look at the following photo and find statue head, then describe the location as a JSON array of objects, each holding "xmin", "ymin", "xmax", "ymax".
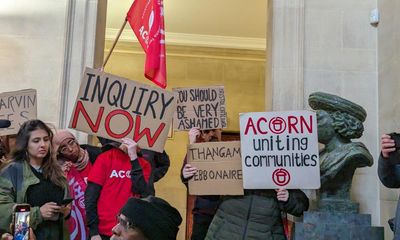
[{"xmin": 308, "ymin": 92, "xmax": 367, "ymax": 144}]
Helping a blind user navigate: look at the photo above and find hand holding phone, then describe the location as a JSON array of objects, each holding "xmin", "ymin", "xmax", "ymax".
[
  {"xmin": 39, "ymin": 202, "xmax": 60, "ymax": 221},
  {"xmin": 59, "ymin": 198, "xmax": 73, "ymax": 218},
  {"xmin": 12, "ymin": 204, "xmax": 30, "ymax": 240}
]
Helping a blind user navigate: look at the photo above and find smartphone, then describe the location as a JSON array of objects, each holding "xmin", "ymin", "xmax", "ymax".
[
  {"xmin": 12, "ymin": 204, "xmax": 30, "ymax": 240},
  {"xmin": 61, "ymin": 198, "xmax": 73, "ymax": 206}
]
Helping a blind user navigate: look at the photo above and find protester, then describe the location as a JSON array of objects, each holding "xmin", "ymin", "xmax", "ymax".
[
  {"xmin": 85, "ymin": 137, "xmax": 170, "ymax": 240},
  {"xmin": 181, "ymin": 127, "xmax": 222, "ymax": 240},
  {"xmin": 378, "ymin": 133, "xmax": 400, "ymax": 239},
  {"xmin": 53, "ymin": 129, "xmax": 102, "ymax": 182},
  {"xmin": 98, "ymin": 137, "xmax": 170, "ymax": 197},
  {"xmin": 110, "ymin": 196, "xmax": 182, "ymax": 240},
  {"xmin": 0, "ymin": 119, "xmax": 71, "ymax": 240},
  {"xmin": 52, "ymin": 130, "xmax": 102, "ymax": 240},
  {"xmin": 205, "ymin": 187, "xmax": 309, "ymax": 240},
  {"xmin": 0, "ymin": 120, "xmax": 14, "ymax": 169}
]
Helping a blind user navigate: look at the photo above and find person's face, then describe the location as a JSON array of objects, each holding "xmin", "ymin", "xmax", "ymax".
[
  {"xmin": 111, "ymin": 214, "xmax": 147, "ymax": 240},
  {"xmin": 316, "ymin": 110, "xmax": 335, "ymax": 144},
  {"xmin": 201, "ymin": 129, "xmax": 222, "ymax": 142},
  {"xmin": 58, "ymin": 138, "xmax": 80, "ymax": 162},
  {"xmin": 27, "ymin": 129, "xmax": 51, "ymax": 161}
]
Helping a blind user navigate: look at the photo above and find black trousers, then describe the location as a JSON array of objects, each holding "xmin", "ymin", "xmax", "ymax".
[{"xmin": 191, "ymin": 222, "xmax": 211, "ymax": 240}]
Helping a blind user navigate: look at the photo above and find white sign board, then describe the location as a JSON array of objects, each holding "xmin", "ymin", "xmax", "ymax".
[{"xmin": 239, "ymin": 111, "xmax": 320, "ymax": 189}]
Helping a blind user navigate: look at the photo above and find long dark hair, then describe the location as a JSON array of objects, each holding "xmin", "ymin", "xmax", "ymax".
[{"xmin": 13, "ymin": 119, "xmax": 66, "ymax": 187}]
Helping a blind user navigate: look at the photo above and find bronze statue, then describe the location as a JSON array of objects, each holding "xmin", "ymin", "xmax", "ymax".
[{"xmin": 308, "ymin": 92, "xmax": 373, "ymax": 211}]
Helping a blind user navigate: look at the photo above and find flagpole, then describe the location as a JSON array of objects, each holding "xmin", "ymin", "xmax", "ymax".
[{"xmin": 102, "ymin": 19, "xmax": 128, "ymax": 69}]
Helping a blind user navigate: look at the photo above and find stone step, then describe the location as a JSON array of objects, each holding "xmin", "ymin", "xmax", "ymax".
[
  {"xmin": 303, "ymin": 211, "xmax": 371, "ymax": 226},
  {"xmin": 294, "ymin": 222, "xmax": 384, "ymax": 240}
]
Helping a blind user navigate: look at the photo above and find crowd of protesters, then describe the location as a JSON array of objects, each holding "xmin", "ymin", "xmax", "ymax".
[{"xmin": 0, "ymin": 118, "xmax": 310, "ymax": 240}]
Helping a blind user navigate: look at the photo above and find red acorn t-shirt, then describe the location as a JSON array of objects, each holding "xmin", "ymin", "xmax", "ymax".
[{"xmin": 87, "ymin": 148, "xmax": 133, "ymax": 236}]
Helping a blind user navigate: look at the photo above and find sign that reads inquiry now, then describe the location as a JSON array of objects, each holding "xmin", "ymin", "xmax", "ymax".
[{"xmin": 69, "ymin": 68, "xmax": 176, "ymax": 153}]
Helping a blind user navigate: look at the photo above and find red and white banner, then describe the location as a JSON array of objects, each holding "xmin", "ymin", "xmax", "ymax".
[
  {"xmin": 127, "ymin": 0, "xmax": 167, "ymax": 89},
  {"xmin": 66, "ymin": 167, "xmax": 88, "ymax": 240}
]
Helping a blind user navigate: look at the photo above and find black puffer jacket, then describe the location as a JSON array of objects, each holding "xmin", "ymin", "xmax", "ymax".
[{"xmin": 205, "ymin": 190, "xmax": 309, "ymax": 240}]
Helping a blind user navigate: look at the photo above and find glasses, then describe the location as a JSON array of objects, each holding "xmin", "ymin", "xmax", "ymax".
[
  {"xmin": 58, "ymin": 139, "xmax": 76, "ymax": 155},
  {"xmin": 116, "ymin": 215, "xmax": 137, "ymax": 231}
]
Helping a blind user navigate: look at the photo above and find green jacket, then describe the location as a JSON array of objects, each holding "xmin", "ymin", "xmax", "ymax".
[
  {"xmin": 205, "ymin": 190, "xmax": 309, "ymax": 240},
  {"xmin": 0, "ymin": 160, "xmax": 69, "ymax": 239}
]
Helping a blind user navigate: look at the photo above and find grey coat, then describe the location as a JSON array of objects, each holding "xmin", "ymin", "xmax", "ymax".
[
  {"xmin": 205, "ymin": 190, "xmax": 309, "ymax": 240},
  {"xmin": 378, "ymin": 154, "xmax": 400, "ymax": 240}
]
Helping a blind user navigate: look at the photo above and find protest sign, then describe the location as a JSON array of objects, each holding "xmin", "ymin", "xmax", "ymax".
[
  {"xmin": 69, "ymin": 68, "xmax": 175, "ymax": 152},
  {"xmin": 188, "ymin": 141, "xmax": 244, "ymax": 195},
  {"xmin": 0, "ymin": 89, "xmax": 37, "ymax": 136},
  {"xmin": 173, "ymin": 86, "xmax": 227, "ymax": 130},
  {"xmin": 239, "ymin": 111, "xmax": 320, "ymax": 189}
]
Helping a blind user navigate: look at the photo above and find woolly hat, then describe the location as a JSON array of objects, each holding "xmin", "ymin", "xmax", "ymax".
[
  {"xmin": 52, "ymin": 130, "xmax": 76, "ymax": 154},
  {"xmin": 120, "ymin": 197, "xmax": 182, "ymax": 240},
  {"xmin": 308, "ymin": 92, "xmax": 367, "ymax": 122}
]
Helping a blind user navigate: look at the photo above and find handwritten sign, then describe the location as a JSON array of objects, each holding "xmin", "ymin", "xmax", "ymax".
[
  {"xmin": 173, "ymin": 86, "xmax": 227, "ymax": 130},
  {"xmin": 68, "ymin": 68, "xmax": 176, "ymax": 152},
  {"xmin": 239, "ymin": 111, "xmax": 320, "ymax": 189},
  {"xmin": 0, "ymin": 89, "xmax": 37, "ymax": 136},
  {"xmin": 188, "ymin": 141, "xmax": 244, "ymax": 195}
]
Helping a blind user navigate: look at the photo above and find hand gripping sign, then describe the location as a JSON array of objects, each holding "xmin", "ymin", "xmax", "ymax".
[{"xmin": 239, "ymin": 111, "xmax": 320, "ymax": 189}]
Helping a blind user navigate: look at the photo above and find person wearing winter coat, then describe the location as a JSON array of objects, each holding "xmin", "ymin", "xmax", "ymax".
[
  {"xmin": 0, "ymin": 120, "xmax": 71, "ymax": 240},
  {"xmin": 378, "ymin": 133, "xmax": 400, "ymax": 239},
  {"xmin": 205, "ymin": 188, "xmax": 309, "ymax": 240}
]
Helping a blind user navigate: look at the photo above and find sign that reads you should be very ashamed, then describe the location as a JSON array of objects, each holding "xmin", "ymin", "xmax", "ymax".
[
  {"xmin": 188, "ymin": 141, "xmax": 244, "ymax": 195},
  {"xmin": 0, "ymin": 89, "xmax": 37, "ymax": 136},
  {"xmin": 173, "ymin": 86, "xmax": 227, "ymax": 130},
  {"xmin": 69, "ymin": 68, "xmax": 176, "ymax": 153},
  {"xmin": 239, "ymin": 111, "xmax": 320, "ymax": 189}
]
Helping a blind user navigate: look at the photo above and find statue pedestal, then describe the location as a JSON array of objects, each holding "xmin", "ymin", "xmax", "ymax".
[
  {"xmin": 294, "ymin": 211, "xmax": 384, "ymax": 240},
  {"xmin": 316, "ymin": 198, "xmax": 359, "ymax": 213}
]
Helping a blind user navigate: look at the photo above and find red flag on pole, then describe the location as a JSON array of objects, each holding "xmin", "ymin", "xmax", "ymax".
[{"xmin": 126, "ymin": 0, "xmax": 167, "ymax": 89}]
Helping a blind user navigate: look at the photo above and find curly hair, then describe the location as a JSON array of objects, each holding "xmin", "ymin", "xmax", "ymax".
[{"xmin": 331, "ymin": 111, "xmax": 364, "ymax": 139}]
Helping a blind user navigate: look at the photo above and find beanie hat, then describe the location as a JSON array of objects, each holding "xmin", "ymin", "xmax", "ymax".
[
  {"xmin": 52, "ymin": 130, "xmax": 76, "ymax": 155},
  {"xmin": 120, "ymin": 197, "xmax": 182, "ymax": 240}
]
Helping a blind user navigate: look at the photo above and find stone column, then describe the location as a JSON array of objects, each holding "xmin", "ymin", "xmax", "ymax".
[
  {"xmin": 59, "ymin": 0, "xmax": 107, "ymax": 143},
  {"xmin": 271, "ymin": 0, "xmax": 305, "ymax": 111}
]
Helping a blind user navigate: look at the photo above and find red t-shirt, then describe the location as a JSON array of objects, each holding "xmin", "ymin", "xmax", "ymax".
[{"xmin": 87, "ymin": 148, "xmax": 133, "ymax": 236}]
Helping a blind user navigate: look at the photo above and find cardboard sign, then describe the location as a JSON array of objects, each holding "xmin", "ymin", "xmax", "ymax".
[
  {"xmin": 239, "ymin": 111, "xmax": 320, "ymax": 189},
  {"xmin": 188, "ymin": 141, "xmax": 244, "ymax": 195},
  {"xmin": 0, "ymin": 89, "xmax": 37, "ymax": 136},
  {"xmin": 173, "ymin": 86, "xmax": 227, "ymax": 130},
  {"xmin": 68, "ymin": 68, "xmax": 176, "ymax": 153}
]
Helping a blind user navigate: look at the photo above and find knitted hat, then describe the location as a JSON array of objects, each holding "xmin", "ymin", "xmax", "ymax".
[
  {"xmin": 52, "ymin": 130, "xmax": 76, "ymax": 154},
  {"xmin": 120, "ymin": 197, "xmax": 182, "ymax": 240},
  {"xmin": 308, "ymin": 92, "xmax": 367, "ymax": 122}
]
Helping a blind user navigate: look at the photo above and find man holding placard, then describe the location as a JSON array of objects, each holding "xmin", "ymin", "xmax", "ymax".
[
  {"xmin": 204, "ymin": 111, "xmax": 312, "ymax": 240},
  {"xmin": 181, "ymin": 127, "xmax": 222, "ymax": 240}
]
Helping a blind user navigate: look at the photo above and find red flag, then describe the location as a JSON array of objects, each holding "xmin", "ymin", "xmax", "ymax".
[{"xmin": 126, "ymin": 0, "xmax": 167, "ymax": 88}]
